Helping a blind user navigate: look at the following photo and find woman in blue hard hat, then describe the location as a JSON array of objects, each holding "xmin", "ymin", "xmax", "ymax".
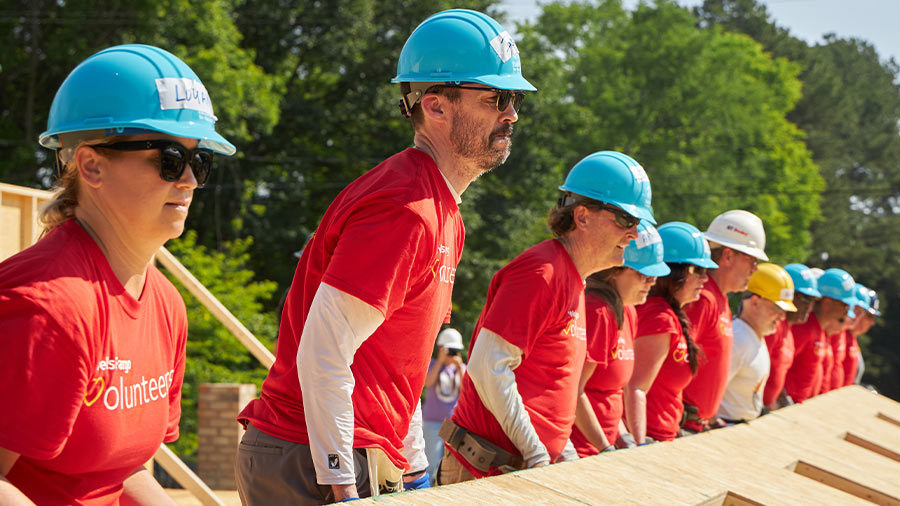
[
  {"xmin": 625, "ymin": 222, "xmax": 717, "ymax": 443},
  {"xmin": 570, "ymin": 222, "xmax": 670, "ymax": 456},
  {"xmin": 0, "ymin": 44, "xmax": 233, "ymax": 505},
  {"xmin": 439, "ymin": 151, "xmax": 652, "ymax": 484}
]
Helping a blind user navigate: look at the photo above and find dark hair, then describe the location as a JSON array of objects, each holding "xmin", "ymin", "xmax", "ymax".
[
  {"xmin": 710, "ymin": 246, "xmax": 725, "ymax": 264},
  {"xmin": 648, "ymin": 264, "xmax": 703, "ymax": 374},
  {"xmin": 410, "ymin": 85, "xmax": 462, "ymax": 129},
  {"xmin": 547, "ymin": 193, "xmax": 605, "ymax": 237},
  {"xmin": 586, "ymin": 267, "xmax": 626, "ymax": 329}
]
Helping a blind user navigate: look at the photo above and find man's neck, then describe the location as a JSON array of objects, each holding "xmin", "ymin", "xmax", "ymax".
[{"xmin": 413, "ymin": 132, "xmax": 476, "ymax": 195}]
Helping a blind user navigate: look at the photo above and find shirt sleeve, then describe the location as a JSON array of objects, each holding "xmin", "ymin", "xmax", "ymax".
[
  {"xmin": 683, "ymin": 296, "xmax": 713, "ymax": 343},
  {"xmin": 480, "ymin": 262, "xmax": 555, "ymax": 356},
  {"xmin": 298, "ymin": 283, "xmax": 385, "ymax": 485},
  {"xmin": 585, "ymin": 303, "xmax": 616, "ymax": 366},
  {"xmin": 322, "ymin": 202, "xmax": 430, "ymax": 320},
  {"xmin": 636, "ymin": 307, "xmax": 678, "ymax": 340},
  {"xmin": 401, "ymin": 401, "xmax": 428, "ymax": 474},
  {"xmin": 0, "ymin": 294, "xmax": 90, "ymax": 459}
]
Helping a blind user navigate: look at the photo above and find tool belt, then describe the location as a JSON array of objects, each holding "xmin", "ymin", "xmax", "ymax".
[{"xmin": 439, "ymin": 419, "xmax": 524, "ymax": 473}]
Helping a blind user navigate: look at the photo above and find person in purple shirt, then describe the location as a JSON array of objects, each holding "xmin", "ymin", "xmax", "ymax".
[{"xmin": 422, "ymin": 328, "xmax": 466, "ymax": 481}]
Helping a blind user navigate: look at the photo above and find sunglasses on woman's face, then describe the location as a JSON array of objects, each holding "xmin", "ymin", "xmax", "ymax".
[
  {"xmin": 598, "ymin": 204, "xmax": 640, "ymax": 229},
  {"xmin": 95, "ymin": 140, "xmax": 214, "ymax": 187},
  {"xmin": 684, "ymin": 265, "xmax": 708, "ymax": 276},
  {"xmin": 456, "ymin": 86, "xmax": 526, "ymax": 113}
]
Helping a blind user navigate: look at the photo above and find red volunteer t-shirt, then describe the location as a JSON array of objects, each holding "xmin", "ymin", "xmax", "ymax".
[
  {"xmin": 0, "ymin": 220, "xmax": 186, "ymax": 505},
  {"xmin": 784, "ymin": 313, "xmax": 826, "ymax": 403},
  {"xmin": 238, "ymin": 148, "xmax": 465, "ymax": 470},
  {"xmin": 826, "ymin": 331, "xmax": 846, "ymax": 392},
  {"xmin": 635, "ymin": 297, "xmax": 694, "ymax": 442},
  {"xmin": 818, "ymin": 335, "xmax": 835, "ymax": 395},
  {"xmin": 449, "ymin": 239, "xmax": 587, "ymax": 477},
  {"xmin": 763, "ymin": 319, "xmax": 794, "ymax": 406},
  {"xmin": 682, "ymin": 276, "xmax": 733, "ymax": 419},
  {"xmin": 844, "ymin": 331, "xmax": 860, "ymax": 387},
  {"xmin": 571, "ymin": 300, "xmax": 636, "ymax": 456}
]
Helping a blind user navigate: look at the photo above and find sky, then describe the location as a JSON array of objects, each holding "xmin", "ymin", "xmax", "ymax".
[{"xmin": 497, "ymin": 0, "xmax": 900, "ymax": 64}]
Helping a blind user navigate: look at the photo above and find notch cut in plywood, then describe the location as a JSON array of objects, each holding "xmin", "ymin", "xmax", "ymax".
[
  {"xmin": 877, "ymin": 412, "xmax": 900, "ymax": 429},
  {"xmin": 790, "ymin": 461, "xmax": 900, "ymax": 506},
  {"xmin": 844, "ymin": 433, "xmax": 900, "ymax": 464},
  {"xmin": 695, "ymin": 491, "xmax": 766, "ymax": 506}
]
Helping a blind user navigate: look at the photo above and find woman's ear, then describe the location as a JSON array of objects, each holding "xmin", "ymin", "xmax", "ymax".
[{"xmin": 73, "ymin": 146, "xmax": 104, "ymax": 189}]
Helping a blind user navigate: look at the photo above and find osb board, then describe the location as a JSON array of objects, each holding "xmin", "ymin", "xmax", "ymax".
[
  {"xmin": 363, "ymin": 387, "xmax": 899, "ymax": 505},
  {"xmin": 166, "ymin": 489, "xmax": 240, "ymax": 506}
]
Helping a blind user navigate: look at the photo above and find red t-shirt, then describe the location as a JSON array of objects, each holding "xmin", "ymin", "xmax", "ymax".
[
  {"xmin": 826, "ymin": 331, "xmax": 846, "ymax": 392},
  {"xmin": 682, "ymin": 276, "xmax": 733, "ymax": 419},
  {"xmin": 784, "ymin": 313, "xmax": 826, "ymax": 403},
  {"xmin": 0, "ymin": 220, "xmax": 186, "ymax": 505},
  {"xmin": 449, "ymin": 239, "xmax": 587, "ymax": 477},
  {"xmin": 635, "ymin": 297, "xmax": 694, "ymax": 442},
  {"xmin": 762, "ymin": 320, "xmax": 794, "ymax": 406},
  {"xmin": 844, "ymin": 331, "xmax": 860, "ymax": 387},
  {"xmin": 818, "ymin": 335, "xmax": 835, "ymax": 395},
  {"xmin": 238, "ymin": 148, "xmax": 465, "ymax": 470},
  {"xmin": 571, "ymin": 300, "xmax": 636, "ymax": 456}
]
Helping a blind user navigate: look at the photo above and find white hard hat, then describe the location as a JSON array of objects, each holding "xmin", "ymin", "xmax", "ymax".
[
  {"xmin": 807, "ymin": 267, "xmax": 825, "ymax": 280},
  {"xmin": 436, "ymin": 328, "xmax": 464, "ymax": 350},
  {"xmin": 703, "ymin": 210, "xmax": 769, "ymax": 261}
]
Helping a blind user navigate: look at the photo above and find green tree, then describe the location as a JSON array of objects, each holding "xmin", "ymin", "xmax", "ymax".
[{"xmin": 162, "ymin": 231, "xmax": 278, "ymax": 465}]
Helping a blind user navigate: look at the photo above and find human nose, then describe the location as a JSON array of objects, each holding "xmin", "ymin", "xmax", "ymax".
[
  {"xmin": 176, "ymin": 163, "xmax": 199, "ymax": 190},
  {"xmin": 500, "ymin": 99, "xmax": 518, "ymax": 123}
]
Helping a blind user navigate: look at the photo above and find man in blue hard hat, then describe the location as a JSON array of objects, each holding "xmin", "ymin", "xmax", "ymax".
[{"xmin": 235, "ymin": 9, "xmax": 536, "ymax": 504}]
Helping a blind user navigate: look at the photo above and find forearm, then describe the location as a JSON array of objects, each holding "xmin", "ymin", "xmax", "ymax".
[
  {"xmin": 120, "ymin": 468, "xmax": 176, "ymax": 506},
  {"xmin": 468, "ymin": 328, "xmax": 549, "ymax": 467},
  {"xmin": 0, "ymin": 476, "xmax": 34, "ymax": 506},
  {"xmin": 423, "ymin": 363, "xmax": 441, "ymax": 388},
  {"xmin": 623, "ymin": 386, "xmax": 647, "ymax": 444},
  {"xmin": 573, "ymin": 392, "xmax": 611, "ymax": 451},
  {"xmin": 298, "ymin": 283, "xmax": 384, "ymax": 487},
  {"xmin": 401, "ymin": 401, "xmax": 428, "ymax": 474}
]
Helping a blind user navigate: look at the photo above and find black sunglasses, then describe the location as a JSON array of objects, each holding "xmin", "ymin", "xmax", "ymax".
[
  {"xmin": 94, "ymin": 140, "xmax": 214, "ymax": 187},
  {"xmin": 684, "ymin": 265, "xmax": 708, "ymax": 276},
  {"xmin": 597, "ymin": 204, "xmax": 640, "ymax": 229},
  {"xmin": 455, "ymin": 86, "xmax": 526, "ymax": 113}
]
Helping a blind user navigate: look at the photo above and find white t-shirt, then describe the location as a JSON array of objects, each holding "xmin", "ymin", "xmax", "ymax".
[{"xmin": 718, "ymin": 318, "xmax": 770, "ymax": 421}]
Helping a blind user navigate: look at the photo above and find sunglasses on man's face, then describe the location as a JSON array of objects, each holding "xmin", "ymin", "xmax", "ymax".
[
  {"xmin": 94, "ymin": 140, "xmax": 214, "ymax": 187},
  {"xmin": 456, "ymin": 86, "xmax": 526, "ymax": 113}
]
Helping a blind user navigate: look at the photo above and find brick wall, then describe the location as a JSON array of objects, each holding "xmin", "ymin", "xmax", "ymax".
[{"xmin": 197, "ymin": 383, "xmax": 257, "ymax": 490}]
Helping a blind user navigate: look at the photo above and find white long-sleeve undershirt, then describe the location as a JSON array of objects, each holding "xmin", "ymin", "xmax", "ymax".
[
  {"xmin": 401, "ymin": 400, "xmax": 429, "ymax": 474},
  {"xmin": 297, "ymin": 282, "xmax": 385, "ymax": 485},
  {"xmin": 466, "ymin": 328, "xmax": 550, "ymax": 467}
]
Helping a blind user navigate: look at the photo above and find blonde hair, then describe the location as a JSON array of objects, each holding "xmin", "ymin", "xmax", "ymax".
[{"xmin": 39, "ymin": 137, "xmax": 113, "ymax": 234}]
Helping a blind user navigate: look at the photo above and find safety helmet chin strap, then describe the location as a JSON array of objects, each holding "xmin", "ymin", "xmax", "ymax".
[{"xmin": 399, "ymin": 82, "xmax": 443, "ymax": 118}]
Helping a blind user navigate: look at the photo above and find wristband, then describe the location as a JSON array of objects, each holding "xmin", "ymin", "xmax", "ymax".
[
  {"xmin": 338, "ymin": 498, "xmax": 360, "ymax": 502},
  {"xmin": 404, "ymin": 472, "xmax": 431, "ymax": 490},
  {"xmin": 638, "ymin": 442, "xmax": 651, "ymax": 446}
]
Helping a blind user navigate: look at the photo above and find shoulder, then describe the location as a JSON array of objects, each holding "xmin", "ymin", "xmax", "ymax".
[{"xmin": 497, "ymin": 240, "xmax": 573, "ymax": 292}]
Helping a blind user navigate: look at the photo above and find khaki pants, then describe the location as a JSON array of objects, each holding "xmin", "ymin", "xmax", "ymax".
[
  {"xmin": 436, "ymin": 450, "xmax": 477, "ymax": 485},
  {"xmin": 234, "ymin": 423, "xmax": 371, "ymax": 506}
]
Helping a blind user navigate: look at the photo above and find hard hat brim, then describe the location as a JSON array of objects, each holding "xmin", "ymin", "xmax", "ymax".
[
  {"xmin": 40, "ymin": 118, "xmax": 236, "ymax": 156},
  {"xmin": 703, "ymin": 233, "xmax": 769, "ymax": 261},
  {"xmin": 392, "ymin": 73, "xmax": 537, "ymax": 92},
  {"xmin": 628, "ymin": 262, "xmax": 671, "ymax": 277},
  {"xmin": 775, "ymin": 300, "xmax": 798, "ymax": 312},
  {"xmin": 796, "ymin": 287, "xmax": 823, "ymax": 298}
]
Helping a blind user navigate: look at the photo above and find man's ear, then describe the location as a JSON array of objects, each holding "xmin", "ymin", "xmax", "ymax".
[
  {"xmin": 73, "ymin": 145, "xmax": 104, "ymax": 189},
  {"xmin": 573, "ymin": 205, "xmax": 591, "ymax": 230},
  {"xmin": 419, "ymin": 93, "xmax": 449, "ymax": 125}
]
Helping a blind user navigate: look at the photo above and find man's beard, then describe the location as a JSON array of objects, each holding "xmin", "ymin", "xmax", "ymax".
[{"xmin": 449, "ymin": 110, "xmax": 513, "ymax": 174}]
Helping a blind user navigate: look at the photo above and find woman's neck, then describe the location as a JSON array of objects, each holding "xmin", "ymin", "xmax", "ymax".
[{"xmin": 75, "ymin": 206, "xmax": 154, "ymax": 299}]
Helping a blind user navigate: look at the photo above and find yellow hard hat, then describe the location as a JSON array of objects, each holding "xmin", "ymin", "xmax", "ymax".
[{"xmin": 747, "ymin": 263, "xmax": 797, "ymax": 312}]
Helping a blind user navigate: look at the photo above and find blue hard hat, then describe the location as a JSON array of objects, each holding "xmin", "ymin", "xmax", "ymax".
[
  {"xmin": 866, "ymin": 287, "xmax": 882, "ymax": 317},
  {"xmin": 784, "ymin": 263, "xmax": 823, "ymax": 298},
  {"xmin": 657, "ymin": 222, "xmax": 719, "ymax": 268},
  {"xmin": 393, "ymin": 9, "xmax": 535, "ymax": 91},
  {"xmin": 559, "ymin": 151, "xmax": 655, "ymax": 224},
  {"xmin": 624, "ymin": 222, "xmax": 671, "ymax": 277},
  {"xmin": 854, "ymin": 283, "xmax": 871, "ymax": 312},
  {"xmin": 40, "ymin": 44, "xmax": 235, "ymax": 155},
  {"xmin": 818, "ymin": 268, "xmax": 857, "ymax": 316}
]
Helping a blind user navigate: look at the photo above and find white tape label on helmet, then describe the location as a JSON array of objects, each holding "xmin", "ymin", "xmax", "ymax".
[
  {"xmin": 841, "ymin": 277, "xmax": 855, "ymax": 291},
  {"xmin": 629, "ymin": 164, "xmax": 649, "ymax": 183},
  {"xmin": 635, "ymin": 226, "xmax": 662, "ymax": 249},
  {"xmin": 780, "ymin": 288, "xmax": 794, "ymax": 301},
  {"xmin": 490, "ymin": 31, "xmax": 519, "ymax": 63},
  {"xmin": 799, "ymin": 269, "xmax": 814, "ymax": 280},
  {"xmin": 156, "ymin": 78, "xmax": 215, "ymax": 118}
]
